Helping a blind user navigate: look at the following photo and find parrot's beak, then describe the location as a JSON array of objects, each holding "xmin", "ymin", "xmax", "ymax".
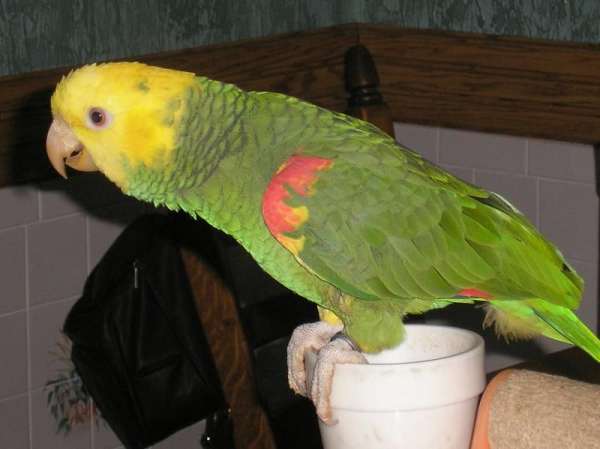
[{"xmin": 46, "ymin": 118, "xmax": 98, "ymax": 178}]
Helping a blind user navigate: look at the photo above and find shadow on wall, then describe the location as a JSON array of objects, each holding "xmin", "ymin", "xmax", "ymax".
[
  {"xmin": 36, "ymin": 172, "xmax": 148, "ymax": 224},
  {"xmin": 10, "ymin": 88, "xmax": 56, "ymax": 186}
]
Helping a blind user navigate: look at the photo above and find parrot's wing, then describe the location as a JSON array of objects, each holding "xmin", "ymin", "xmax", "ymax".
[{"xmin": 262, "ymin": 141, "xmax": 581, "ymax": 310}]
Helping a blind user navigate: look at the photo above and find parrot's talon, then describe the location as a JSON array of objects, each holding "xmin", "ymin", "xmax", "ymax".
[
  {"xmin": 309, "ymin": 337, "xmax": 367, "ymax": 425},
  {"xmin": 329, "ymin": 331, "xmax": 360, "ymax": 352}
]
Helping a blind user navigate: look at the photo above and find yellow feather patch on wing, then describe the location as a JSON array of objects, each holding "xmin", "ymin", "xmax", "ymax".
[
  {"xmin": 288, "ymin": 205, "xmax": 309, "ymax": 228},
  {"xmin": 277, "ymin": 234, "xmax": 306, "ymax": 256},
  {"xmin": 271, "ymin": 204, "xmax": 309, "ymax": 256}
]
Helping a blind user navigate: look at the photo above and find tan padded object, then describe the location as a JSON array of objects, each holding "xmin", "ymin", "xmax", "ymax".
[{"xmin": 472, "ymin": 369, "xmax": 600, "ymax": 449}]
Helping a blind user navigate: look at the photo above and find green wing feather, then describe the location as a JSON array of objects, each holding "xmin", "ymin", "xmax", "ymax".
[
  {"xmin": 276, "ymin": 130, "xmax": 596, "ymax": 355},
  {"xmin": 290, "ymin": 143, "xmax": 580, "ymax": 305}
]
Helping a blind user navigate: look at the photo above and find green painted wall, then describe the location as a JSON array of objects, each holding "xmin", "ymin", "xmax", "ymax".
[{"xmin": 1, "ymin": 0, "xmax": 600, "ymax": 76}]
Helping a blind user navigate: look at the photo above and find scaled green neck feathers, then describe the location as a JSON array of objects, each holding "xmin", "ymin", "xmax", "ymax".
[
  {"xmin": 126, "ymin": 77, "xmax": 254, "ymax": 209},
  {"xmin": 125, "ymin": 76, "xmax": 351, "ymax": 239}
]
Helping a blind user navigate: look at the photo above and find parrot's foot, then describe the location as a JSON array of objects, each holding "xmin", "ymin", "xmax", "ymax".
[
  {"xmin": 287, "ymin": 322, "xmax": 367, "ymax": 425},
  {"xmin": 308, "ymin": 336, "xmax": 367, "ymax": 424},
  {"xmin": 288, "ymin": 321, "xmax": 342, "ymax": 396}
]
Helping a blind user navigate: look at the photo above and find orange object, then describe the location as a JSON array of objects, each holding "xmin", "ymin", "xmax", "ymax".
[{"xmin": 470, "ymin": 370, "xmax": 514, "ymax": 449}]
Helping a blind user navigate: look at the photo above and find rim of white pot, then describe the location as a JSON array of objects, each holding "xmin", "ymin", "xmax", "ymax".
[
  {"xmin": 307, "ymin": 324, "xmax": 487, "ymax": 411},
  {"xmin": 363, "ymin": 324, "xmax": 485, "ymax": 365}
]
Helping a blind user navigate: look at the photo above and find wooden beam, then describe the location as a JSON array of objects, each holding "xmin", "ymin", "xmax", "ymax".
[
  {"xmin": 0, "ymin": 24, "xmax": 357, "ymax": 187},
  {"xmin": 181, "ymin": 247, "xmax": 277, "ymax": 449},
  {"xmin": 359, "ymin": 25, "xmax": 600, "ymax": 143},
  {"xmin": 5, "ymin": 23, "xmax": 600, "ymax": 187}
]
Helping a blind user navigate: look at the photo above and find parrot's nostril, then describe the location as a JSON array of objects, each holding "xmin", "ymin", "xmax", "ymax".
[
  {"xmin": 63, "ymin": 143, "xmax": 97, "ymax": 173},
  {"xmin": 68, "ymin": 145, "xmax": 84, "ymax": 159}
]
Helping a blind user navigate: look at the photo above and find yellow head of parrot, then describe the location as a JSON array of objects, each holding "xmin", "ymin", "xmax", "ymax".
[{"xmin": 46, "ymin": 62, "xmax": 196, "ymax": 189}]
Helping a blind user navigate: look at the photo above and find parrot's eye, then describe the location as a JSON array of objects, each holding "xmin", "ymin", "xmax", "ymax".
[{"xmin": 87, "ymin": 107, "xmax": 112, "ymax": 129}]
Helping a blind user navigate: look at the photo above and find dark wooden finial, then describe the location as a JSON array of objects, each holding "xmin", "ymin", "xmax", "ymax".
[{"xmin": 344, "ymin": 45, "xmax": 394, "ymax": 136}]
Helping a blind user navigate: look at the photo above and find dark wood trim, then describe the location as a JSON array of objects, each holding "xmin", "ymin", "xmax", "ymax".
[
  {"xmin": 5, "ymin": 23, "xmax": 600, "ymax": 187},
  {"xmin": 359, "ymin": 25, "xmax": 600, "ymax": 143}
]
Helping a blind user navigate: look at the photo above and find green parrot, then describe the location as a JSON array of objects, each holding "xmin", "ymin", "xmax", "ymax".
[{"xmin": 46, "ymin": 62, "xmax": 600, "ymax": 423}]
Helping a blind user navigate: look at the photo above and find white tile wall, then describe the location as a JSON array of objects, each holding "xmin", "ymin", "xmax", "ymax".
[
  {"xmin": 474, "ymin": 171, "xmax": 538, "ymax": 225},
  {"xmin": 0, "ymin": 173, "xmax": 207, "ymax": 448},
  {"xmin": 0, "ymin": 186, "xmax": 38, "ymax": 229},
  {"xmin": 439, "ymin": 128, "xmax": 527, "ymax": 173},
  {"xmin": 30, "ymin": 301, "xmax": 77, "ymax": 389},
  {"xmin": 539, "ymin": 180, "xmax": 598, "ymax": 263},
  {"xmin": 528, "ymin": 139, "xmax": 596, "ymax": 183},
  {"xmin": 0, "ymin": 227, "xmax": 26, "ymax": 315},
  {"xmin": 0, "ymin": 394, "xmax": 29, "ymax": 449},
  {"xmin": 395, "ymin": 122, "xmax": 600, "ymax": 371},
  {"xmin": 0, "ymin": 311, "xmax": 28, "ymax": 398},
  {"xmin": 28, "ymin": 216, "xmax": 87, "ymax": 306}
]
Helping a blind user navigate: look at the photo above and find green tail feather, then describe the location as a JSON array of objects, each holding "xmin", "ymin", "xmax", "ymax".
[
  {"xmin": 485, "ymin": 299, "xmax": 600, "ymax": 362},
  {"xmin": 532, "ymin": 301, "xmax": 600, "ymax": 362}
]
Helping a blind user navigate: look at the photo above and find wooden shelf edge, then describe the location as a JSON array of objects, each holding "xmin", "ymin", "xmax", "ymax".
[
  {"xmin": 357, "ymin": 24, "xmax": 600, "ymax": 143},
  {"xmin": 5, "ymin": 22, "xmax": 600, "ymax": 187}
]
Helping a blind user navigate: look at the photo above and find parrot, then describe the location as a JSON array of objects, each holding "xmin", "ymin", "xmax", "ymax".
[{"xmin": 46, "ymin": 62, "xmax": 600, "ymax": 424}]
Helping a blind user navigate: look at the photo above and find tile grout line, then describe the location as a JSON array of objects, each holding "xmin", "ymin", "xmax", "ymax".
[
  {"xmin": 535, "ymin": 175, "xmax": 541, "ymax": 229},
  {"xmin": 440, "ymin": 164, "xmax": 529, "ymax": 177},
  {"xmin": 434, "ymin": 127, "xmax": 440, "ymax": 163},
  {"xmin": 442, "ymin": 166, "xmax": 596, "ymax": 187},
  {"xmin": 25, "ymin": 225, "xmax": 33, "ymax": 449},
  {"xmin": 28, "ymin": 295, "xmax": 80, "ymax": 312},
  {"xmin": 0, "ymin": 211, "xmax": 88, "ymax": 234},
  {"xmin": 0, "ymin": 307, "xmax": 27, "ymax": 320},
  {"xmin": 524, "ymin": 138, "xmax": 529, "ymax": 175},
  {"xmin": 535, "ymin": 175, "xmax": 596, "ymax": 186},
  {"xmin": 86, "ymin": 215, "xmax": 95, "ymax": 449},
  {"xmin": 0, "ymin": 222, "xmax": 35, "ymax": 234},
  {"xmin": 33, "ymin": 211, "xmax": 84, "ymax": 226},
  {"xmin": 528, "ymin": 139, "xmax": 538, "ymax": 228},
  {"xmin": 0, "ymin": 391, "xmax": 29, "ymax": 404},
  {"xmin": 36, "ymin": 190, "xmax": 42, "ymax": 222}
]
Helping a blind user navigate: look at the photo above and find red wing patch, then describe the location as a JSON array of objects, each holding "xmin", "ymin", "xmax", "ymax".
[
  {"xmin": 262, "ymin": 155, "xmax": 333, "ymax": 254},
  {"xmin": 457, "ymin": 288, "xmax": 493, "ymax": 300}
]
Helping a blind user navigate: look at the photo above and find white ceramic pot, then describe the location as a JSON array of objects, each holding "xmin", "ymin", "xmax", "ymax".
[{"xmin": 306, "ymin": 324, "xmax": 486, "ymax": 449}]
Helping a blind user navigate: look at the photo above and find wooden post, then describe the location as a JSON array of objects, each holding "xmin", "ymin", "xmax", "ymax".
[
  {"xmin": 345, "ymin": 44, "xmax": 394, "ymax": 136},
  {"xmin": 181, "ymin": 247, "xmax": 277, "ymax": 449}
]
